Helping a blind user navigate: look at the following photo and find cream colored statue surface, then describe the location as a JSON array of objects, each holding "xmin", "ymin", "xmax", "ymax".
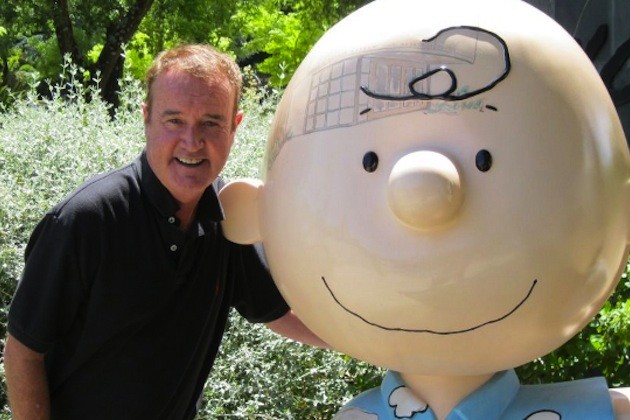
[{"xmin": 220, "ymin": 0, "xmax": 630, "ymax": 418}]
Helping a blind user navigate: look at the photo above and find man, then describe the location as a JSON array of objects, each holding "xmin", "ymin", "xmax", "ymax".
[{"xmin": 4, "ymin": 44, "xmax": 325, "ymax": 419}]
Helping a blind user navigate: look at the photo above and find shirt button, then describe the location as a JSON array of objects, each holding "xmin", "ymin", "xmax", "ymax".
[
  {"xmin": 168, "ymin": 216, "xmax": 176, "ymax": 224},
  {"xmin": 170, "ymin": 244, "xmax": 178, "ymax": 252}
]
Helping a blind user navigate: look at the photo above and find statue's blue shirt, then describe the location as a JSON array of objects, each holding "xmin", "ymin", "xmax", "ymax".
[{"xmin": 336, "ymin": 369, "xmax": 613, "ymax": 419}]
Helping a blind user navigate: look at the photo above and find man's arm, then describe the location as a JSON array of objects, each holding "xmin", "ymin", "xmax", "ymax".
[
  {"xmin": 4, "ymin": 333, "xmax": 50, "ymax": 420},
  {"xmin": 611, "ymin": 388, "xmax": 630, "ymax": 420},
  {"xmin": 265, "ymin": 310, "xmax": 329, "ymax": 349}
]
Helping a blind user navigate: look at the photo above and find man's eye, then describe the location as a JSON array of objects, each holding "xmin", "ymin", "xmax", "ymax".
[{"xmin": 203, "ymin": 121, "xmax": 219, "ymax": 128}]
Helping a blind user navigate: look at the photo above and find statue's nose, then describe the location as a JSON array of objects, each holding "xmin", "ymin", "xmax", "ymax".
[{"xmin": 388, "ymin": 151, "xmax": 463, "ymax": 231}]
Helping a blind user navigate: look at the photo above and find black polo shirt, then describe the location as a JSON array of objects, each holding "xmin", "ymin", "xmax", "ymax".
[{"xmin": 8, "ymin": 152, "xmax": 289, "ymax": 419}]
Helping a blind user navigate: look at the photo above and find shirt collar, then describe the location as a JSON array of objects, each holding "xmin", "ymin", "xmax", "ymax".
[
  {"xmin": 134, "ymin": 151, "xmax": 225, "ymax": 228},
  {"xmin": 448, "ymin": 370, "xmax": 520, "ymax": 419},
  {"xmin": 380, "ymin": 370, "xmax": 520, "ymax": 419}
]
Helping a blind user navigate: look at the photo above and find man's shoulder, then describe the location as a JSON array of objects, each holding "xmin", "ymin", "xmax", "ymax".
[{"xmin": 50, "ymin": 161, "xmax": 139, "ymax": 221}]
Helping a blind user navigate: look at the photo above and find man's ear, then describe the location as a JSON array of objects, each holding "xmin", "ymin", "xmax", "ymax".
[
  {"xmin": 142, "ymin": 102, "xmax": 150, "ymax": 124},
  {"xmin": 218, "ymin": 179, "xmax": 263, "ymax": 244}
]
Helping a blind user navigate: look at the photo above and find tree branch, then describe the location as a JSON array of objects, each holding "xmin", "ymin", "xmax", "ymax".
[
  {"xmin": 49, "ymin": 0, "xmax": 83, "ymax": 67},
  {"xmin": 96, "ymin": 0, "xmax": 155, "ymax": 106}
]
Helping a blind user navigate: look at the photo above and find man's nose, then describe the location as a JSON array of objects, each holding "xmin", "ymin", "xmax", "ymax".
[
  {"xmin": 387, "ymin": 151, "xmax": 464, "ymax": 231},
  {"xmin": 181, "ymin": 125, "xmax": 204, "ymax": 149}
]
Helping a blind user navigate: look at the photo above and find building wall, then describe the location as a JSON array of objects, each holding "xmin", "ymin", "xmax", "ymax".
[{"xmin": 524, "ymin": 0, "xmax": 630, "ymax": 145}]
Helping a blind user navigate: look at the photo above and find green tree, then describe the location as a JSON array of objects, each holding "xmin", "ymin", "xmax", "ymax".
[
  {"xmin": 52, "ymin": 0, "xmax": 154, "ymax": 107},
  {"xmin": 221, "ymin": 0, "xmax": 370, "ymax": 86},
  {"xmin": 0, "ymin": 0, "xmax": 48, "ymax": 100},
  {"xmin": 0, "ymin": 0, "xmax": 154, "ymax": 107},
  {"xmin": 0, "ymin": 0, "xmax": 370, "ymax": 108},
  {"xmin": 139, "ymin": 0, "xmax": 238, "ymax": 53},
  {"xmin": 517, "ymin": 268, "xmax": 630, "ymax": 387}
]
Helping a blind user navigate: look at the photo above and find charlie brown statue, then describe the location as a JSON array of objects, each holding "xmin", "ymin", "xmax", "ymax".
[{"xmin": 220, "ymin": 0, "xmax": 630, "ymax": 418}]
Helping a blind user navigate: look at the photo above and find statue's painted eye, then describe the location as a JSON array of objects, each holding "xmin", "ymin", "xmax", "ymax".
[
  {"xmin": 475, "ymin": 150, "xmax": 493, "ymax": 172},
  {"xmin": 363, "ymin": 151, "xmax": 379, "ymax": 173}
]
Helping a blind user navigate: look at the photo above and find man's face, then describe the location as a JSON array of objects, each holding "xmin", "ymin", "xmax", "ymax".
[{"xmin": 143, "ymin": 69, "xmax": 242, "ymax": 205}]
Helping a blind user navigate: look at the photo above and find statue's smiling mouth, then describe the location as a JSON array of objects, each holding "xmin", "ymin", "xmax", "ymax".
[{"xmin": 321, "ymin": 277, "xmax": 538, "ymax": 335}]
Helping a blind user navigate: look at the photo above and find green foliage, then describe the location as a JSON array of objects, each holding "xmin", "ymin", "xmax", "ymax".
[
  {"xmin": 222, "ymin": 0, "xmax": 369, "ymax": 87},
  {"xmin": 228, "ymin": 2, "xmax": 323, "ymax": 86},
  {"xmin": 1, "ymin": 0, "xmax": 371, "ymax": 106},
  {"xmin": 517, "ymin": 264, "xmax": 630, "ymax": 387},
  {"xmin": 140, "ymin": 0, "xmax": 238, "ymax": 54},
  {"xmin": 1, "ymin": 1, "xmax": 56, "ymax": 84},
  {"xmin": 222, "ymin": 71, "xmax": 280, "ymax": 179},
  {"xmin": 122, "ymin": 32, "xmax": 155, "ymax": 80}
]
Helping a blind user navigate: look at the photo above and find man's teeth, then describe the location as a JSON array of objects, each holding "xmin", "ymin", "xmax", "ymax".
[{"xmin": 177, "ymin": 157, "xmax": 203, "ymax": 165}]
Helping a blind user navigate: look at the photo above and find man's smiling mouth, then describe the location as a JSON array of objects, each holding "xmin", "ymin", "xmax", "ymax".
[
  {"xmin": 321, "ymin": 277, "xmax": 537, "ymax": 335},
  {"xmin": 176, "ymin": 157, "xmax": 204, "ymax": 167}
]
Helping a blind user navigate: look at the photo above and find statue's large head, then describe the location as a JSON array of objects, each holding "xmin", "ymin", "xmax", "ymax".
[{"xmin": 220, "ymin": 0, "xmax": 630, "ymax": 375}]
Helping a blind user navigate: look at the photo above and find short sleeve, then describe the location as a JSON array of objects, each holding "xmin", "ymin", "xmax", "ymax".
[
  {"xmin": 230, "ymin": 242, "xmax": 289, "ymax": 323},
  {"xmin": 8, "ymin": 213, "xmax": 87, "ymax": 353}
]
